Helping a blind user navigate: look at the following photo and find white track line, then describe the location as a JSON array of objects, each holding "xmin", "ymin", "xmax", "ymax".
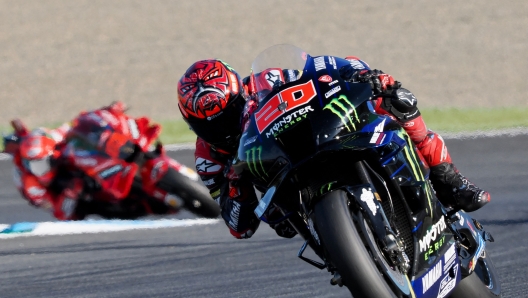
[{"xmin": 0, "ymin": 218, "xmax": 220, "ymax": 239}]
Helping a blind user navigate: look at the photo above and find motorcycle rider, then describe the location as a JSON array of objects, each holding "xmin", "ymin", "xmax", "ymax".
[
  {"xmin": 3, "ymin": 101, "xmax": 171, "ymax": 220},
  {"xmin": 177, "ymin": 58, "xmax": 490, "ymax": 239}
]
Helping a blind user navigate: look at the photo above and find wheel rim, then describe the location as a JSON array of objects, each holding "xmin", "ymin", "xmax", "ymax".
[{"xmin": 360, "ymin": 214, "xmax": 412, "ymax": 296}]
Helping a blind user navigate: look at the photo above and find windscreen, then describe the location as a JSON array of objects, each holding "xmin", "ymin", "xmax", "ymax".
[{"xmin": 250, "ymin": 44, "xmax": 309, "ymax": 101}]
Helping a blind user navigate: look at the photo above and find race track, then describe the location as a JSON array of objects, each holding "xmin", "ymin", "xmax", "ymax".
[{"xmin": 0, "ymin": 135, "xmax": 527, "ymax": 298}]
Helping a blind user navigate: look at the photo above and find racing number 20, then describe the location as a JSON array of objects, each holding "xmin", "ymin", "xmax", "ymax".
[{"xmin": 255, "ymin": 80, "xmax": 316, "ymax": 133}]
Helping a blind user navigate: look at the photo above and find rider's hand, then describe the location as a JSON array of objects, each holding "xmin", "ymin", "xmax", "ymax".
[{"xmin": 339, "ymin": 67, "xmax": 400, "ymax": 95}]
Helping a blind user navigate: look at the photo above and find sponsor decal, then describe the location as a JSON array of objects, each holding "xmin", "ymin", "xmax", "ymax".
[
  {"xmin": 99, "ymin": 164, "xmax": 123, "ymax": 178},
  {"xmin": 195, "ymin": 158, "xmax": 222, "ymax": 174},
  {"xmin": 228, "ymin": 200, "xmax": 241, "ymax": 230},
  {"xmin": 243, "ymin": 135, "xmax": 258, "ymax": 146},
  {"xmin": 265, "ymin": 105, "xmax": 314, "ymax": 138},
  {"xmin": 402, "ymin": 121, "xmax": 414, "ymax": 128},
  {"xmin": 323, "ymin": 95, "xmax": 359, "ymax": 131},
  {"xmin": 422, "ymin": 261, "xmax": 442, "ymax": 294},
  {"xmin": 443, "ymin": 244, "xmax": 457, "ymax": 271},
  {"xmin": 419, "ymin": 216, "xmax": 447, "ymax": 253},
  {"xmin": 458, "ymin": 213, "xmax": 464, "ymax": 226},
  {"xmin": 73, "ymin": 149, "xmax": 92, "ymax": 157},
  {"xmin": 438, "ymin": 264, "xmax": 458, "ymax": 298},
  {"xmin": 360, "ymin": 188, "xmax": 377, "ymax": 215},
  {"xmin": 318, "ymin": 75, "xmax": 332, "ymax": 83},
  {"xmin": 324, "ymin": 85, "xmax": 341, "ymax": 98},
  {"xmin": 314, "ymin": 56, "xmax": 326, "ymax": 71},
  {"xmin": 328, "ymin": 80, "xmax": 339, "ymax": 86},
  {"xmin": 369, "ymin": 118, "xmax": 386, "ymax": 144},
  {"xmin": 127, "ymin": 119, "xmax": 140, "ymax": 139},
  {"xmin": 27, "ymin": 186, "xmax": 46, "ymax": 198},
  {"xmin": 245, "ymin": 146, "xmax": 268, "ymax": 179},
  {"xmin": 27, "ymin": 147, "xmax": 42, "ymax": 158},
  {"xmin": 206, "ymin": 110, "xmax": 224, "ymax": 121},
  {"xmin": 75, "ymin": 157, "xmax": 98, "ymax": 167},
  {"xmin": 203, "ymin": 178, "xmax": 215, "ymax": 186},
  {"xmin": 99, "ymin": 110, "xmax": 120, "ymax": 126},
  {"xmin": 348, "ymin": 59, "xmax": 365, "ymax": 70},
  {"xmin": 424, "ymin": 235, "xmax": 446, "ymax": 260},
  {"xmin": 263, "ymin": 69, "xmax": 283, "ymax": 89},
  {"xmin": 229, "ymin": 73, "xmax": 239, "ymax": 93},
  {"xmin": 255, "ymin": 80, "xmax": 316, "ymax": 133},
  {"xmin": 396, "ymin": 90, "xmax": 417, "ymax": 106},
  {"xmin": 210, "ymin": 189, "xmax": 220, "ymax": 199},
  {"xmin": 287, "ymin": 70, "xmax": 297, "ymax": 82},
  {"xmin": 150, "ymin": 160, "xmax": 165, "ymax": 181},
  {"xmin": 328, "ymin": 56, "xmax": 337, "ymax": 69}
]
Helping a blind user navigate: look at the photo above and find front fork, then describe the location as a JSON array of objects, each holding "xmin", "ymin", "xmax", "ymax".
[{"xmin": 294, "ymin": 161, "xmax": 410, "ymax": 274}]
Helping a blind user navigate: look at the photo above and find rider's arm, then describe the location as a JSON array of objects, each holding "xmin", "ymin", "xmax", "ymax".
[{"xmin": 194, "ymin": 137, "xmax": 260, "ymax": 239}]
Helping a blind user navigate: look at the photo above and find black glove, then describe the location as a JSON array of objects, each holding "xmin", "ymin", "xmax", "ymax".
[{"xmin": 339, "ymin": 66, "xmax": 401, "ymax": 95}]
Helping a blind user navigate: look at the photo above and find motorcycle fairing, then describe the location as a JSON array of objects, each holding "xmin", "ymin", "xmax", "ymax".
[
  {"xmin": 449, "ymin": 211, "xmax": 488, "ymax": 276},
  {"xmin": 239, "ymin": 49, "xmax": 461, "ymax": 293},
  {"xmin": 411, "ymin": 242, "xmax": 462, "ymax": 298}
]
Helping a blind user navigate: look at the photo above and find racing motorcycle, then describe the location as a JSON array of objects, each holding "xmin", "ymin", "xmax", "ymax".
[
  {"xmin": 9, "ymin": 106, "xmax": 220, "ymax": 220},
  {"xmin": 232, "ymin": 44, "xmax": 501, "ymax": 297}
]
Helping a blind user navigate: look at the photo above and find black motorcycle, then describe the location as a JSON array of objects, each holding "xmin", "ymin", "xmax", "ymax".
[{"xmin": 233, "ymin": 44, "xmax": 501, "ymax": 298}]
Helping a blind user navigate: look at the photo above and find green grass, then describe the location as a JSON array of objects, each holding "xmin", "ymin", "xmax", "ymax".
[
  {"xmin": 3, "ymin": 107, "xmax": 526, "ymax": 149},
  {"xmin": 421, "ymin": 107, "xmax": 528, "ymax": 133},
  {"xmin": 157, "ymin": 107, "xmax": 528, "ymax": 144}
]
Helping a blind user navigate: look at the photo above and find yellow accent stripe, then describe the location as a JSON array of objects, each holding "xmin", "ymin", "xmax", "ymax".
[{"xmin": 401, "ymin": 131, "xmax": 433, "ymax": 217}]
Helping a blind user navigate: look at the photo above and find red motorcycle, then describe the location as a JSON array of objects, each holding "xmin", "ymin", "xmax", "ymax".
[{"xmin": 8, "ymin": 104, "xmax": 220, "ymax": 220}]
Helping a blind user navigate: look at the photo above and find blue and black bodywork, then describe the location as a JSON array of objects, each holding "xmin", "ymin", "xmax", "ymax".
[{"xmin": 233, "ymin": 50, "xmax": 497, "ymax": 297}]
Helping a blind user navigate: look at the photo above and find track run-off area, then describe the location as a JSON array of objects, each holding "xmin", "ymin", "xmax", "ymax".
[{"xmin": 0, "ymin": 131, "xmax": 527, "ymax": 297}]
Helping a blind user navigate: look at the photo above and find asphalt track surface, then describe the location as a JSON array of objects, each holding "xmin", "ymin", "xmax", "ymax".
[{"xmin": 0, "ymin": 135, "xmax": 527, "ymax": 298}]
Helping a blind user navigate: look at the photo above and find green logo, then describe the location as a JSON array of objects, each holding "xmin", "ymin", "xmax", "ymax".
[
  {"xmin": 323, "ymin": 95, "xmax": 359, "ymax": 132},
  {"xmin": 245, "ymin": 146, "xmax": 268, "ymax": 179}
]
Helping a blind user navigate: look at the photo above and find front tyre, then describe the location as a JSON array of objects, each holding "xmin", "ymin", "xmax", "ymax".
[
  {"xmin": 449, "ymin": 252, "xmax": 501, "ymax": 297},
  {"xmin": 314, "ymin": 190, "xmax": 409, "ymax": 298},
  {"xmin": 158, "ymin": 168, "xmax": 221, "ymax": 218}
]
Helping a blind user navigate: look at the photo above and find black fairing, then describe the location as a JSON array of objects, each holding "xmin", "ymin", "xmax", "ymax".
[{"xmin": 233, "ymin": 53, "xmax": 456, "ymax": 282}]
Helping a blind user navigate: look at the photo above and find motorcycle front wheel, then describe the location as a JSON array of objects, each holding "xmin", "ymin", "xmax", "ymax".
[
  {"xmin": 157, "ymin": 167, "xmax": 221, "ymax": 218},
  {"xmin": 314, "ymin": 189, "xmax": 412, "ymax": 298}
]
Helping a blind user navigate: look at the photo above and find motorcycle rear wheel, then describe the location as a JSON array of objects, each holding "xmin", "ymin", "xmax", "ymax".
[
  {"xmin": 448, "ymin": 252, "xmax": 501, "ymax": 297},
  {"xmin": 158, "ymin": 168, "xmax": 220, "ymax": 218},
  {"xmin": 314, "ymin": 189, "xmax": 411, "ymax": 298}
]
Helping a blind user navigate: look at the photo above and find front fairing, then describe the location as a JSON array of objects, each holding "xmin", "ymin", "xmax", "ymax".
[{"xmin": 234, "ymin": 45, "xmax": 393, "ymax": 189}]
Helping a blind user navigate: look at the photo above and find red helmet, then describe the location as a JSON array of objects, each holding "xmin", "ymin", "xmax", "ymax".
[
  {"xmin": 177, "ymin": 59, "xmax": 247, "ymax": 152},
  {"xmin": 19, "ymin": 129, "xmax": 58, "ymax": 185}
]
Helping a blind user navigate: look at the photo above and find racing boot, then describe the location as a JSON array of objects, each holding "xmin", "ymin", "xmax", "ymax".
[{"xmin": 430, "ymin": 162, "xmax": 490, "ymax": 212}]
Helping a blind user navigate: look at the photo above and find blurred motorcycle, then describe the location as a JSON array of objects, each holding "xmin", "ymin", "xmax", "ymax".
[{"xmin": 5, "ymin": 103, "xmax": 220, "ymax": 220}]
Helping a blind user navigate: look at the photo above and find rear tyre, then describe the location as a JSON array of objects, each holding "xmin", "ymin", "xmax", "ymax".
[
  {"xmin": 314, "ymin": 190, "xmax": 410, "ymax": 298},
  {"xmin": 158, "ymin": 168, "xmax": 221, "ymax": 218},
  {"xmin": 449, "ymin": 252, "xmax": 501, "ymax": 297}
]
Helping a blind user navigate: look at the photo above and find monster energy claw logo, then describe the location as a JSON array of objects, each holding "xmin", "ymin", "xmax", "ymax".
[
  {"xmin": 323, "ymin": 95, "xmax": 359, "ymax": 131},
  {"xmin": 245, "ymin": 146, "xmax": 268, "ymax": 179}
]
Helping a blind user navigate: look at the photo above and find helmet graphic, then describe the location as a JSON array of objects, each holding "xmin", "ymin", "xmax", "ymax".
[{"xmin": 177, "ymin": 59, "xmax": 246, "ymax": 152}]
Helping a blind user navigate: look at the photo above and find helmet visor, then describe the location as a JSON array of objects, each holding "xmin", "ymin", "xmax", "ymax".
[
  {"xmin": 24, "ymin": 156, "xmax": 52, "ymax": 177},
  {"xmin": 185, "ymin": 94, "xmax": 246, "ymax": 151}
]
